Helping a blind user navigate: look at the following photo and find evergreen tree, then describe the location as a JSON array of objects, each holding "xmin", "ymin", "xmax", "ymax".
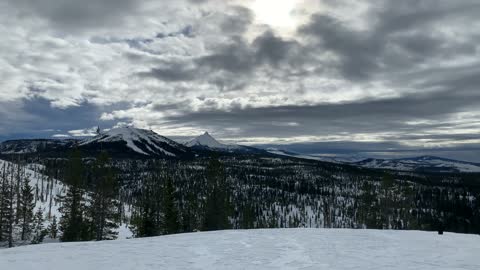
[
  {"xmin": 381, "ymin": 173, "xmax": 394, "ymax": 229},
  {"xmin": 58, "ymin": 149, "xmax": 87, "ymax": 242},
  {"xmin": 31, "ymin": 208, "xmax": 46, "ymax": 244},
  {"xmin": 0, "ymin": 162, "xmax": 8, "ymax": 243},
  {"xmin": 202, "ymin": 158, "xmax": 231, "ymax": 231},
  {"xmin": 162, "ymin": 176, "xmax": 180, "ymax": 234},
  {"xmin": 129, "ymin": 171, "xmax": 162, "ymax": 238},
  {"xmin": 48, "ymin": 216, "xmax": 58, "ymax": 239},
  {"xmin": 89, "ymin": 151, "xmax": 119, "ymax": 241},
  {"xmin": 19, "ymin": 178, "xmax": 35, "ymax": 241},
  {"xmin": 1, "ymin": 163, "xmax": 16, "ymax": 248}
]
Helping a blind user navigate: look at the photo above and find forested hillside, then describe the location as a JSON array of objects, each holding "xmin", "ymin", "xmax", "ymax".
[{"xmin": 2, "ymin": 150, "xmax": 479, "ymax": 248}]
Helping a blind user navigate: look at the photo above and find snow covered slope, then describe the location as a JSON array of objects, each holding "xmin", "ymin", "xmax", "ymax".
[
  {"xmin": 0, "ymin": 159, "xmax": 132, "ymax": 247},
  {"xmin": 0, "ymin": 159, "xmax": 64, "ymax": 216},
  {"xmin": 79, "ymin": 127, "xmax": 191, "ymax": 158},
  {"xmin": 0, "ymin": 159, "xmax": 65, "ymax": 247},
  {"xmin": 1, "ymin": 229, "xmax": 479, "ymax": 270},
  {"xmin": 355, "ymin": 156, "xmax": 480, "ymax": 173}
]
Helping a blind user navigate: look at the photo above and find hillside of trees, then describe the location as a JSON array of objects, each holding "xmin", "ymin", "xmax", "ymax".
[{"xmin": 1, "ymin": 151, "xmax": 479, "ymax": 248}]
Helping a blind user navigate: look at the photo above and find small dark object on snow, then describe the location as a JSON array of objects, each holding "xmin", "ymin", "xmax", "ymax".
[{"xmin": 438, "ymin": 220, "xmax": 445, "ymax": 235}]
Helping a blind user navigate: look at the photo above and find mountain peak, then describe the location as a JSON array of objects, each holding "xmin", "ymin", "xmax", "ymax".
[
  {"xmin": 79, "ymin": 126, "xmax": 187, "ymax": 157},
  {"xmin": 185, "ymin": 132, "xmax": 227, "ymax": 149}
]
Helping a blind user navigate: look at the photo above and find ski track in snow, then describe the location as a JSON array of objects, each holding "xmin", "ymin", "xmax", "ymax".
[{"xmin": 1, "ymin": 229, "xmax": 479, "ymax": 270}]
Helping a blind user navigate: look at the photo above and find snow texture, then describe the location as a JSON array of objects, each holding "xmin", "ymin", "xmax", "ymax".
[{"xmin": 1, "ymin": 229, "xmax": 479, "ymax": 270}]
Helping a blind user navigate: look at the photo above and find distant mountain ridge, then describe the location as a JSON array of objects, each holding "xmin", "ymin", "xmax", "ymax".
[
  {"xmin": 0, "ymin": 127, "xmax": 266, "ymax": 159},
  {"xmin": 355, "ymin": 156, "xmax": 480, "ymax": 173},
  {"xmin": 0, "ymin": 139, "xmax": 78, "ymax": 155},
  {"xmin": 1, "ymin": 131, "xmax": 479, "ymax": 173},
  {"xmin": 267, "ymin": 148, "xmax": 480, "ymax": 173}
]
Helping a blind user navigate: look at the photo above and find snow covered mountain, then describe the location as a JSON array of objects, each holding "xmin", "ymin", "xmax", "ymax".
[
  {"xmin": 79, "ymin": 127, "xmax": 192, "ymax": 158},
  {"xmin": 1, "ymin": 229, "xmax": 479, "ymax": 270},
  {"xmin": 354, "ymin": 156, "xmax": 480, "ymax": 173},
  {"xmin": 185, "ymin": 132, "xmax": 267, "ymax": 155},
  {"xmin": 186, "ymin": 132, "xmax": 238, "ymax": 150},
  {"xmin": 0, "ymin": 139, "xmax": 77, "ymax": 155}
]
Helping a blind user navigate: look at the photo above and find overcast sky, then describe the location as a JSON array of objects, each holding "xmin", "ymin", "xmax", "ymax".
[{"xmin": 1, "ymin": 0, "xmax": 479, "ymax": 161}]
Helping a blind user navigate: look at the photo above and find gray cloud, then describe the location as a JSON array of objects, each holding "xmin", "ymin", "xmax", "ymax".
[
  {"xmin": 142, "ymin": 30, "xmax": 304, "ymax": 90},
  {"xmin": 8, "ymin": 0, "xmax": 138, "ymax": 32},
  {"xmin": 161, "ymin": 88, "xmax": 480, "ymax": 140},
  {"xmin": 299, "ymin": 0, "xmax": 480, "ymax": 81}
]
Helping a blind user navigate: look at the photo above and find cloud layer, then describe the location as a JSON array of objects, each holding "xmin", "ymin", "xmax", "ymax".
[{"xmin": 1, "ymin": 0, "xmax": 479, "ymax": 159}]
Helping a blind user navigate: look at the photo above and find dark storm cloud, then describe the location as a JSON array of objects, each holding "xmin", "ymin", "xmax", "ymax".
[
  {"xmin": 0, "ymin": 97, "xmax": 119, "ymax": 140},
  {"xmin": 197, "ymin": 37, "xmax": 256, "ymax": 74},
  {"xmin": 8, "ymin": 0, "xmax": 138, "ymax": 32},
  {"xmin": 299, "ymin": 0, "xmax": 480, "ymax": 81},
  {"xmin": 196, "ymin": 31, "xmax": 301, "ymax": 73},
  {"xmin": 142, "ymin": 31, "xmax": 302, "ymax": 88},
  {"xmin": 219, "ymin": 6, "xmax": 254, "ymax": 35},
  {"xmin": 139, "ymin": 62, "xmax": 197, "ymax": 82},
  {"xmin": 162, "ymin": 87, "xmax": 480, "ymax": 138}
]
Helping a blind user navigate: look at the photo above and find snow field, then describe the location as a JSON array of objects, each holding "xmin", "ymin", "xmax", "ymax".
[{"xmin": 1, "ymin": 229, "xmax": 479, "ymax": 270}]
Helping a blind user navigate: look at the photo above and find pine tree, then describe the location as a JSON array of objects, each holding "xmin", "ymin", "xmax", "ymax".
[
  {"xmin": 129, "ymin": 164, "xmax": 163, "ymax": 238},
  {"xmin": 31, "ymin": 208, "xmax": 46, "ymax": 244},
  {"xmin": 48, "ymin": 216, "xmax": 58, "ymax": 239},
  {"xmin": 162, "ymin": 176, "xmax": 180, "ymax": 234},
  {"xmin": 381, "ymin": 173, "xmax": 394, "ymax": 229},
  {"xmin": 89, "ymin": 151, "xmax": 119, "ymax": 241},
  {"xmin": 0, "ymin": 163, "xmax": 9, "ymax": 244},
  {"xmin": 0, "ymin": 163, "xmax": 17, "ymax": 248},
  {"xmin": 58, "ymin": 149, "xmax": 86, "ymax": 242},
  {"xmin": 202, "ymin": 158, "xmax": 231, "ymax": 231},
  {"xmin": 19, "ymin": 178, "xmax": 35, "ymax": 241}
]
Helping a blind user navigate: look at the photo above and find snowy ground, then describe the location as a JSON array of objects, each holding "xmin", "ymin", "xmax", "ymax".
[{"xmin": 1, "ymin": 229, "xmax": 479, "ymax": 270}]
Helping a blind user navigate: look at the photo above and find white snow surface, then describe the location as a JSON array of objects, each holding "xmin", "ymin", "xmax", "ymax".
[
  {"xmin": 80, "ymin": 127, "xmax": 178, "ymax": 156},
  {"xmin": 186, "ymin": 132, "xmax": 238, "ymax": 150},
  {"xmin": 1, "ymin": 229, "xmax": 479, "ymax": 270}
]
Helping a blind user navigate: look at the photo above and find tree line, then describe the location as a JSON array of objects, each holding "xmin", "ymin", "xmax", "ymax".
[{"xmin": 0, "ymin": 160, "xmax": 57, "ymax": 248}]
